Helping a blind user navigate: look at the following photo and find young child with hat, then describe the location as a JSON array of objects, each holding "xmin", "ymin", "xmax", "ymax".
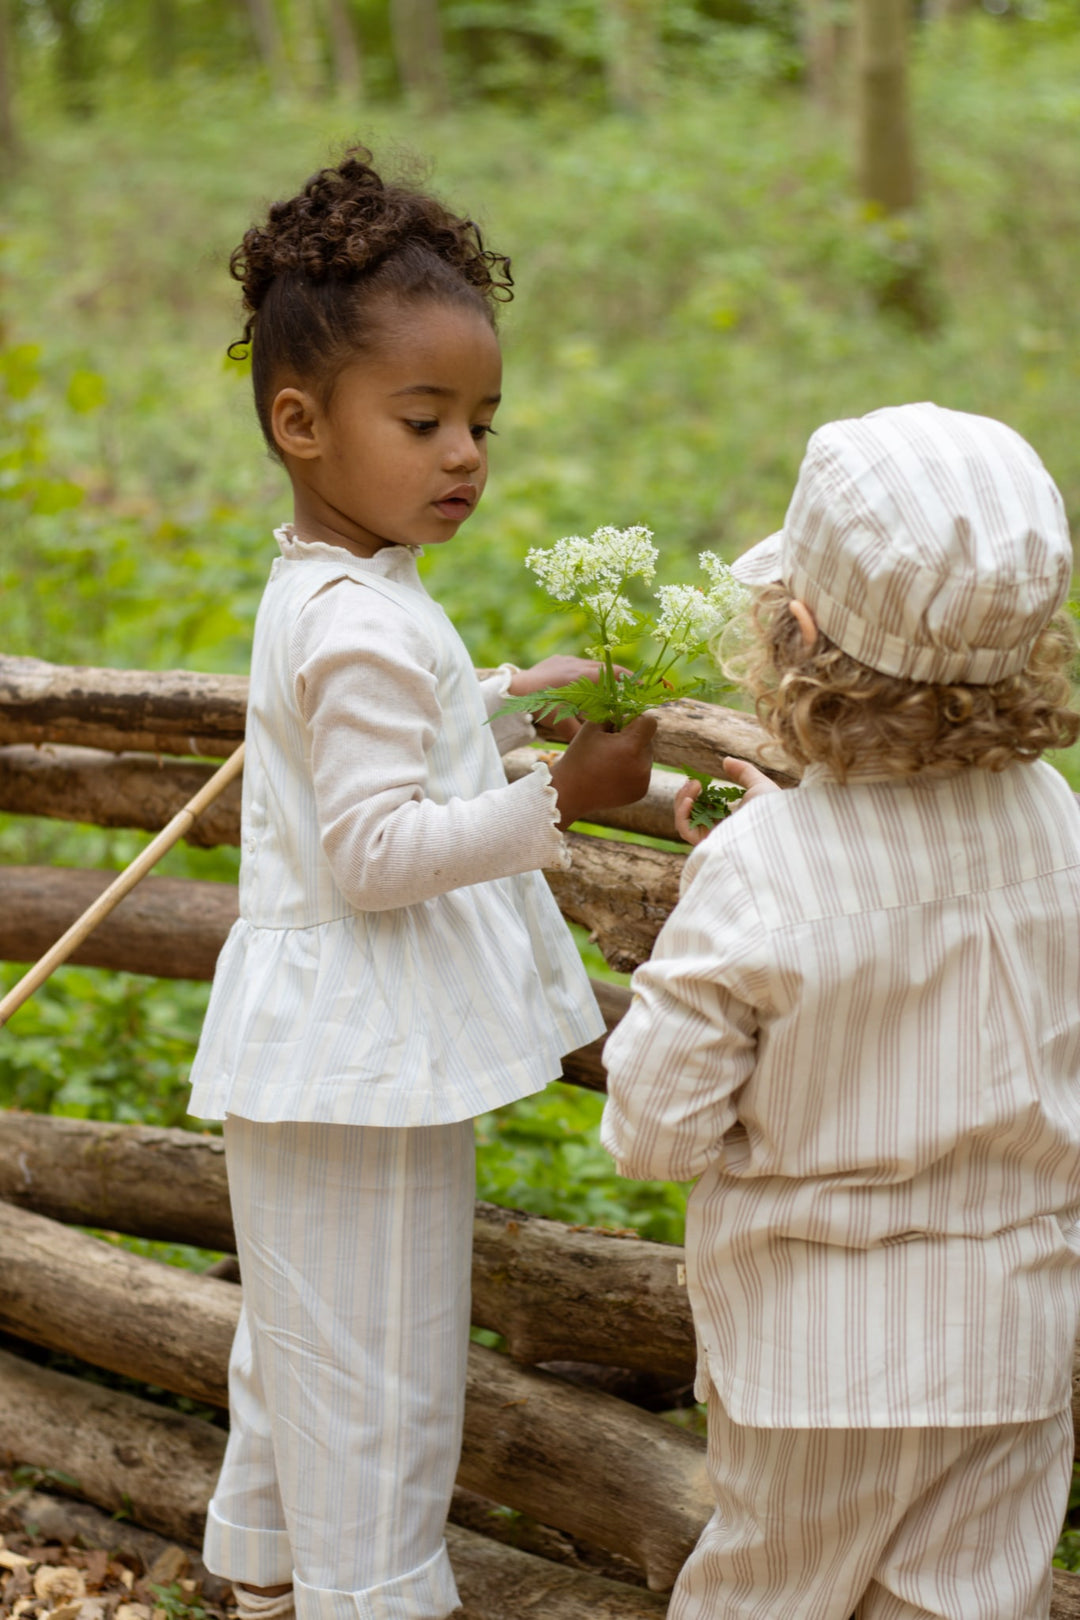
[{"xmin": 602, "ymin": 403, "xmax": 1080, "ymax": 1619}]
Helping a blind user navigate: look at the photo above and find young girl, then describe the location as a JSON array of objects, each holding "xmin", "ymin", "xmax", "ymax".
[{"xmin": 187, "ymin": 149, "xmax": 656, "ymax": 1620}]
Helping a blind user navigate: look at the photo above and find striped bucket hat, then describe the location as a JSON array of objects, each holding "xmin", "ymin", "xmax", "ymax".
[{"xmin": 732, "ymin": 403, "xmax": 1073, "ymax": 685}]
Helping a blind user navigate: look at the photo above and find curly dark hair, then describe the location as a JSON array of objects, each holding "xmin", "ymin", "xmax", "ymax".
[{"xmin": 228, "ymin": 147, "xmax": 514, "ymax": 452}]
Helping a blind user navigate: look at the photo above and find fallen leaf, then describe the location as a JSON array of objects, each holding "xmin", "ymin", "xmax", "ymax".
[
  {"xmin": 45, "ymin": 1601, "xmax": 84, "ymax": 1620},
  {"xmin": 80, "ymin": 1550, "xmax": 109, "ymax": 1591},
  {"xmin": 115, "ymin": 1605, "xmax": 153, "ymax": 1620},
  {"xmin": 146, "ymin": 1546, "xmax": 188, "ymax": 1585},
  {"xmin": 34, "ymin": 1566, "xmax": 87, "ymax": 1605},
  {"xmin": 0, "ymin": 1548, "xmax": 35, "ymax": 1571}
]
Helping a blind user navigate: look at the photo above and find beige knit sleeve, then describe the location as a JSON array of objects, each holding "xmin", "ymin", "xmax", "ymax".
[
  {"xmin": 476, "ymin": 663, "xmax": 537, "ymax": 756},
  {"xmin": 291, "ymin": 579, "xmax": 568, "ymax": 912}
]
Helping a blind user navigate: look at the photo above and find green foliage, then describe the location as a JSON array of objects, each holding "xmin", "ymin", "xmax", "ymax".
[
  {"xmin": 1, "ymin": 20, "xmax": 1079, "ymax": 1268},
  {"xmin": 687, "ymin": 773, "xmax": 743, "ymax": 829},
  {"xmin": 150, "ymin": 1583, "xmax": 210, "ymax": 1620},
  {"xmin": 476, "ymin": 1082, "xmax": 689, "ymax": 1244}
]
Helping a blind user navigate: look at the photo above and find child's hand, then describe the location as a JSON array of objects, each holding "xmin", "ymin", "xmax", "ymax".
[
  {"xmin": 673, "ymin": 756, "xmax": 781, "ymax": 845},
  {"xmin": 508, "ymin": 657, "xmax": 630, "ymax": 742},
  {"xmin": 549, "ymin": 713, "xmax": 658, "ymax": 831}
]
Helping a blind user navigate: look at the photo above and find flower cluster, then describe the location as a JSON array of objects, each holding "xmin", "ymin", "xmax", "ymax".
[{"xmin": 501, "ymin": 524, "xmax": 751, "ymax": 732}]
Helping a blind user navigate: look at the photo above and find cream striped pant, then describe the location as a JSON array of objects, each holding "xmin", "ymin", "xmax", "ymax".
[
  {"xmin": 671, "ymin": 1392, "xmax": 1074, "ymax": 1620},
  {"xmin": 202, "ymin": 1116, "xmax": 475, "ymax": 1620}
]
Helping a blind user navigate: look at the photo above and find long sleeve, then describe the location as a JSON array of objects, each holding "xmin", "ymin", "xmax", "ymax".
[
  {"xmin": 475, "ymin": 663, "xmax": 537, "ymax": 756},
  {"xmin": 291, "ymin": 578, "xmax": 568, "ymax": 912},
  {"xmin": 601, "ymin": 840, "xmax": 765, "ymax": 1182}
]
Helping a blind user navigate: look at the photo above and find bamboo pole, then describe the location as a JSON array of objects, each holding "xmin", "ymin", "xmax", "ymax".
[{"xmin": 0, "ymin": 744, "xmax": 245, "ymax": 1026}]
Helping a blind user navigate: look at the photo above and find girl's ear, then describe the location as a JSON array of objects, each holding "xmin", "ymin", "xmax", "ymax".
[
  {"xmin": 789, "ymin": 599, "xmax": 818, "ymax": 648},
  {"xmin": 271, "ymin": 387, "xmax": 321, "ymax": 462}
]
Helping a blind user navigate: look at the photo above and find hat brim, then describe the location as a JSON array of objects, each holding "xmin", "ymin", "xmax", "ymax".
[{"xmin": 730, "ymin": 530, "xmax": 784, "ymax": 586}]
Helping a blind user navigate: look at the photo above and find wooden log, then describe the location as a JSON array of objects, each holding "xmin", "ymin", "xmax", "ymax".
[
  {"xmin": 0, "ymin": 1347, "xmax": 225, "ymax": 1547},
  {"xmin": 0, "ymin": 656, "xmax": 246, "ymax": 757},
  {"xmin": 0, "ymin": 851, "xmax": 668, "ymax": 990},
  {"xmin": 0, "ymin": 1114, "xmax": 693, "ymax": 1377},
  {"xmin": 0, "ymin": 744, "xmax": 689, "ymax": 845},
  {"xmin": 0, "ymin": 1113, "xmax": 236, "ymax": 1252},
  {"xmin": 471, "ymin": 1203, "xmax": 694, "ymax": 1379},
  {"xmin": 0, "ymin": 745, "xmax": 243, "ymax": 848},
  {"xmin": 0, "ymin": 1349, "xmax": 669, "ymax": 1618},
  {"xmin": 0, "ymin": 1201, "xmax": 708, "ymax": 1587},
  {"xmin": 0, "ymin": 866, "xmax": 238, "ymax": 981},
  {"xmin": 548, "ymin": 833, "xmax": 683, "ymax": 974},
  {"xmin": 0, "ymin": 655, "xmax": 779, "ymax": 777}
]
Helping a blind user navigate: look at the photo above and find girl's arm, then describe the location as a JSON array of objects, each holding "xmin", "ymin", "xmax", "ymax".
[
  {"xmin": 292, "ymin": 582, "xmax": 653, "ymax": 912},
  {"xmin": 601, "ymin": 847, "xmax": 765, "ymax": 1182}
]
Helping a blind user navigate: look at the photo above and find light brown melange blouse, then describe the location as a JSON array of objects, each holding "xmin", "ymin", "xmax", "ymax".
[{"xmin": 602, "ymin": 760, "xmax": 1080, "ymax": 1428}]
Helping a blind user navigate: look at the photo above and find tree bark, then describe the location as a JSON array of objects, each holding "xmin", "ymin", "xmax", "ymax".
[
  {"xmin": 0, "ymin": 840, "xmax": 677, "ymax": 981},
  {"xmin": 325, "ymin": 0, "xmax": 362, "ymax": 96},
  {"xmin": 0, "ymin": 1203, "xmax": 709, "ymax": 1587},
  {"xmin": 0, "ymin": 1115, "xmax": 694, "ymax": 1377},
  {"xmin": 854, "ymin": 0, "xmax": 916, "ymax": 214},
  {"xmin": 0, "ymin": 656, "xmax": 786, "ymax": 779},
  {"xmin": 604, "ymin": 0, "xmax": 661, "ymax": 116},
  {"xmin": 0, "ymin": 867, "xmax": 238, "ymax": 980},
  {"xmin": 0, "ymin": 657, "xmax": 248, "ymax": 757},
  {"xmin": 42, "ymin": 0, "xmax": 93, "ymax": 117},
  {"xmin": 389, "ymin": 0, "xmax": 448, "ymax": 111},
  {"xmin": 548, "ymin": 833, "xmax": 683, "ymax": 974},
  {"xmin": 0, "ymin": 746, "xmax": 244, "ymax": 847},
  {"xmin": 0, "ymin": 1349, "xmax": 670, "ymax": 1618},
  {"xmin": 0, "ymin": 744, "xmax": 717, "ymax": 846},
  {"xmin": 0, "ymin": 0, "xmax": 18, "ymax": 166},
  {"xmin": 244, "ymin": 0, "xmax": 288, "ymax": 90}
]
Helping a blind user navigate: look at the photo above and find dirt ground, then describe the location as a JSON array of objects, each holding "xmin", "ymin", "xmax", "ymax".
[{"xmin": 0, "ymin": 1472, "xmax": 233, "ymax": 1620}]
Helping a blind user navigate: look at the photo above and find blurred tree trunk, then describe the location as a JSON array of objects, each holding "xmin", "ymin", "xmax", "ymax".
[
  {"xmin": 43, "ymin": 0, "xmax": 93, "ymax": 117},
  {"xmin": 804, "ymin": 0, "xmax": 850, "ymax": 109},
  {"xmin": 926, "ymin": 0, "xmax": 974, "ymax": 14},
  {"xmin": 244, "ymin": 0, "xmax": 288, "ymax": 91},
  {"xmin": 854, "ymin": 0, "xmax": 916, "ymax": 213},
  {"xmin": 325, "ymin": 0, "xmax": 362, "ymax": 97},
  {"xmin": 604, "ymin": 0, "xmax": 661, "ymax": 116},
  {"xmin": 150, "ymin": 0, "xmax": 178, "ymax": 79},
  {"xmin": 0, "ymin": 0, "xmax": 18, "ymax": 167},
  {"xmin": 390, "ymin": 0, "xmax": 448, "ymax": 112}
]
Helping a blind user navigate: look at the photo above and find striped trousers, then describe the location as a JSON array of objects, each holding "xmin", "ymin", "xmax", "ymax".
[
  {"xmin": 671, "ymin": 1390, "xmax": 1074, "ymax": 1620},
  {"xmin": 202, "ymin": 1116, "xmax": 475, "ymax": 1620}
]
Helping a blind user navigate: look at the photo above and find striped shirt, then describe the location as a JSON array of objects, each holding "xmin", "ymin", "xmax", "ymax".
[
  {"xmin": 602, "ymin": 760, "xmax": 1080, "ymax": 1427},
  {"xmin": 188, "ymin": 529, "xmax": 604, "ymax": 1128}
]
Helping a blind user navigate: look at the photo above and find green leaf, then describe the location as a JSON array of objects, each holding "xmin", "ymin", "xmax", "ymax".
[
  {"xmin": 686, "ymin": 772, "xmax": 744, "ymax": 828},
  {"xmin": 66, "ymin": 369, "xmax": 108, "ymax": 414}
]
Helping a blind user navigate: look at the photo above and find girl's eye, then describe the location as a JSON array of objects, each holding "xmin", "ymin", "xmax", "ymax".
[
  {"xmin": 472, "ymin": 425, "xmax": 498, "ymax": 440},
  {"xmin": 405, "ymin": 419, "xmax": 438, "ymax": 435}
]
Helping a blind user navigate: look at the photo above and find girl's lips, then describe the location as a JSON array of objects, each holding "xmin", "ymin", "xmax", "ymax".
[{"xmin": 434, "ymin": 487, "xmax": 476, "ymax": 521}]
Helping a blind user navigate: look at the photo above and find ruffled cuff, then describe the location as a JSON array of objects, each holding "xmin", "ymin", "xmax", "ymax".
[
  {"xmin": 526, "ymin": 758, "xmax": 572, "ymax": 872},
  {"xmin": 477, "ymin": 663, "xmax": 538, "ymax": 756}
]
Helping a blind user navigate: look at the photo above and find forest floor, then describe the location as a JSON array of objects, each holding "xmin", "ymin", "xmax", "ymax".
[{"xmin": 0, "ymin": 1472, "xmax": 232, "ymax": 1620}]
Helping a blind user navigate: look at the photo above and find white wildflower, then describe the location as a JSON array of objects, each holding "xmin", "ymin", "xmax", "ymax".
[
  {"xmin": 699, "ymin": 551, "xmax": 751, "ymax": 617},
  {"xmin": 581, "ymin": 587, "xmax": 640, "ymax": 642},
  {"xmin": 655, "ymin": 584, "xmax": 729, "ymax": 653},
  {"xmin": 526, "ymin": 525, "xmax": 658, "ymax": 600}
]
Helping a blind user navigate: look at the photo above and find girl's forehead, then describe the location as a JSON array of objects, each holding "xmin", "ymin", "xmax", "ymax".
[{"xmin": 348, "ymin": 304, "xmax": 502, "ymax": 399}]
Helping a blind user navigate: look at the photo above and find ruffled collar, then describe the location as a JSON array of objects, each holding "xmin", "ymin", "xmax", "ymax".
[{"xmin": 273, "ymin": 523, "xmax": 422, "ymax": 581}]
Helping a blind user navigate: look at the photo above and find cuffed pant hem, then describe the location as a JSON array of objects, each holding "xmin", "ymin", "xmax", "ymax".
[
  {"xmin": 203, "ymin": 1497, "xmax": 294, "ymax": 1588},
  {"xmin": 293, "ymin": 1542, "xmax": 460, "ymax": 1620}
]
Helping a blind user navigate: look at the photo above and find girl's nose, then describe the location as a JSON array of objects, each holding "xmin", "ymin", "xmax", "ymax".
[{"xmin": 444, "ymin": 431, "xmax": 482, "ymax": 473}]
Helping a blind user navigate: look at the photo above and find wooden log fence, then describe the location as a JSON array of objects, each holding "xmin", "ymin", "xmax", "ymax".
[{"xmin": 2, "ymin": 656, "xmax": 1079, "ymax": 1614}]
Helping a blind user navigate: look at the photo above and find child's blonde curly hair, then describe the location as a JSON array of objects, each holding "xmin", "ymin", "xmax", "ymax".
[{"xmin": 729, "ymin": 583, "xmax": 1080, "ymax": 781}]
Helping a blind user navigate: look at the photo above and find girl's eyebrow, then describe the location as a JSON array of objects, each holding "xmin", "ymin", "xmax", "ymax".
[{"xmin": 391, "ymin": 384, "xmax": 502, "ymax": 404}]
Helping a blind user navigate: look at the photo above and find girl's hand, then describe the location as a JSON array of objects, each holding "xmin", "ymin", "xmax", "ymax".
[
  {"xmin": 508, "ymin": 656, "xmax": 630, "ymax": 742},
  {"xmin": 549, "ymin": 713, "xmax": 658, "ymax": 831},
  {"xmin": 673, "ymin": 755, "xmax": 781, "ymax": 845}
]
